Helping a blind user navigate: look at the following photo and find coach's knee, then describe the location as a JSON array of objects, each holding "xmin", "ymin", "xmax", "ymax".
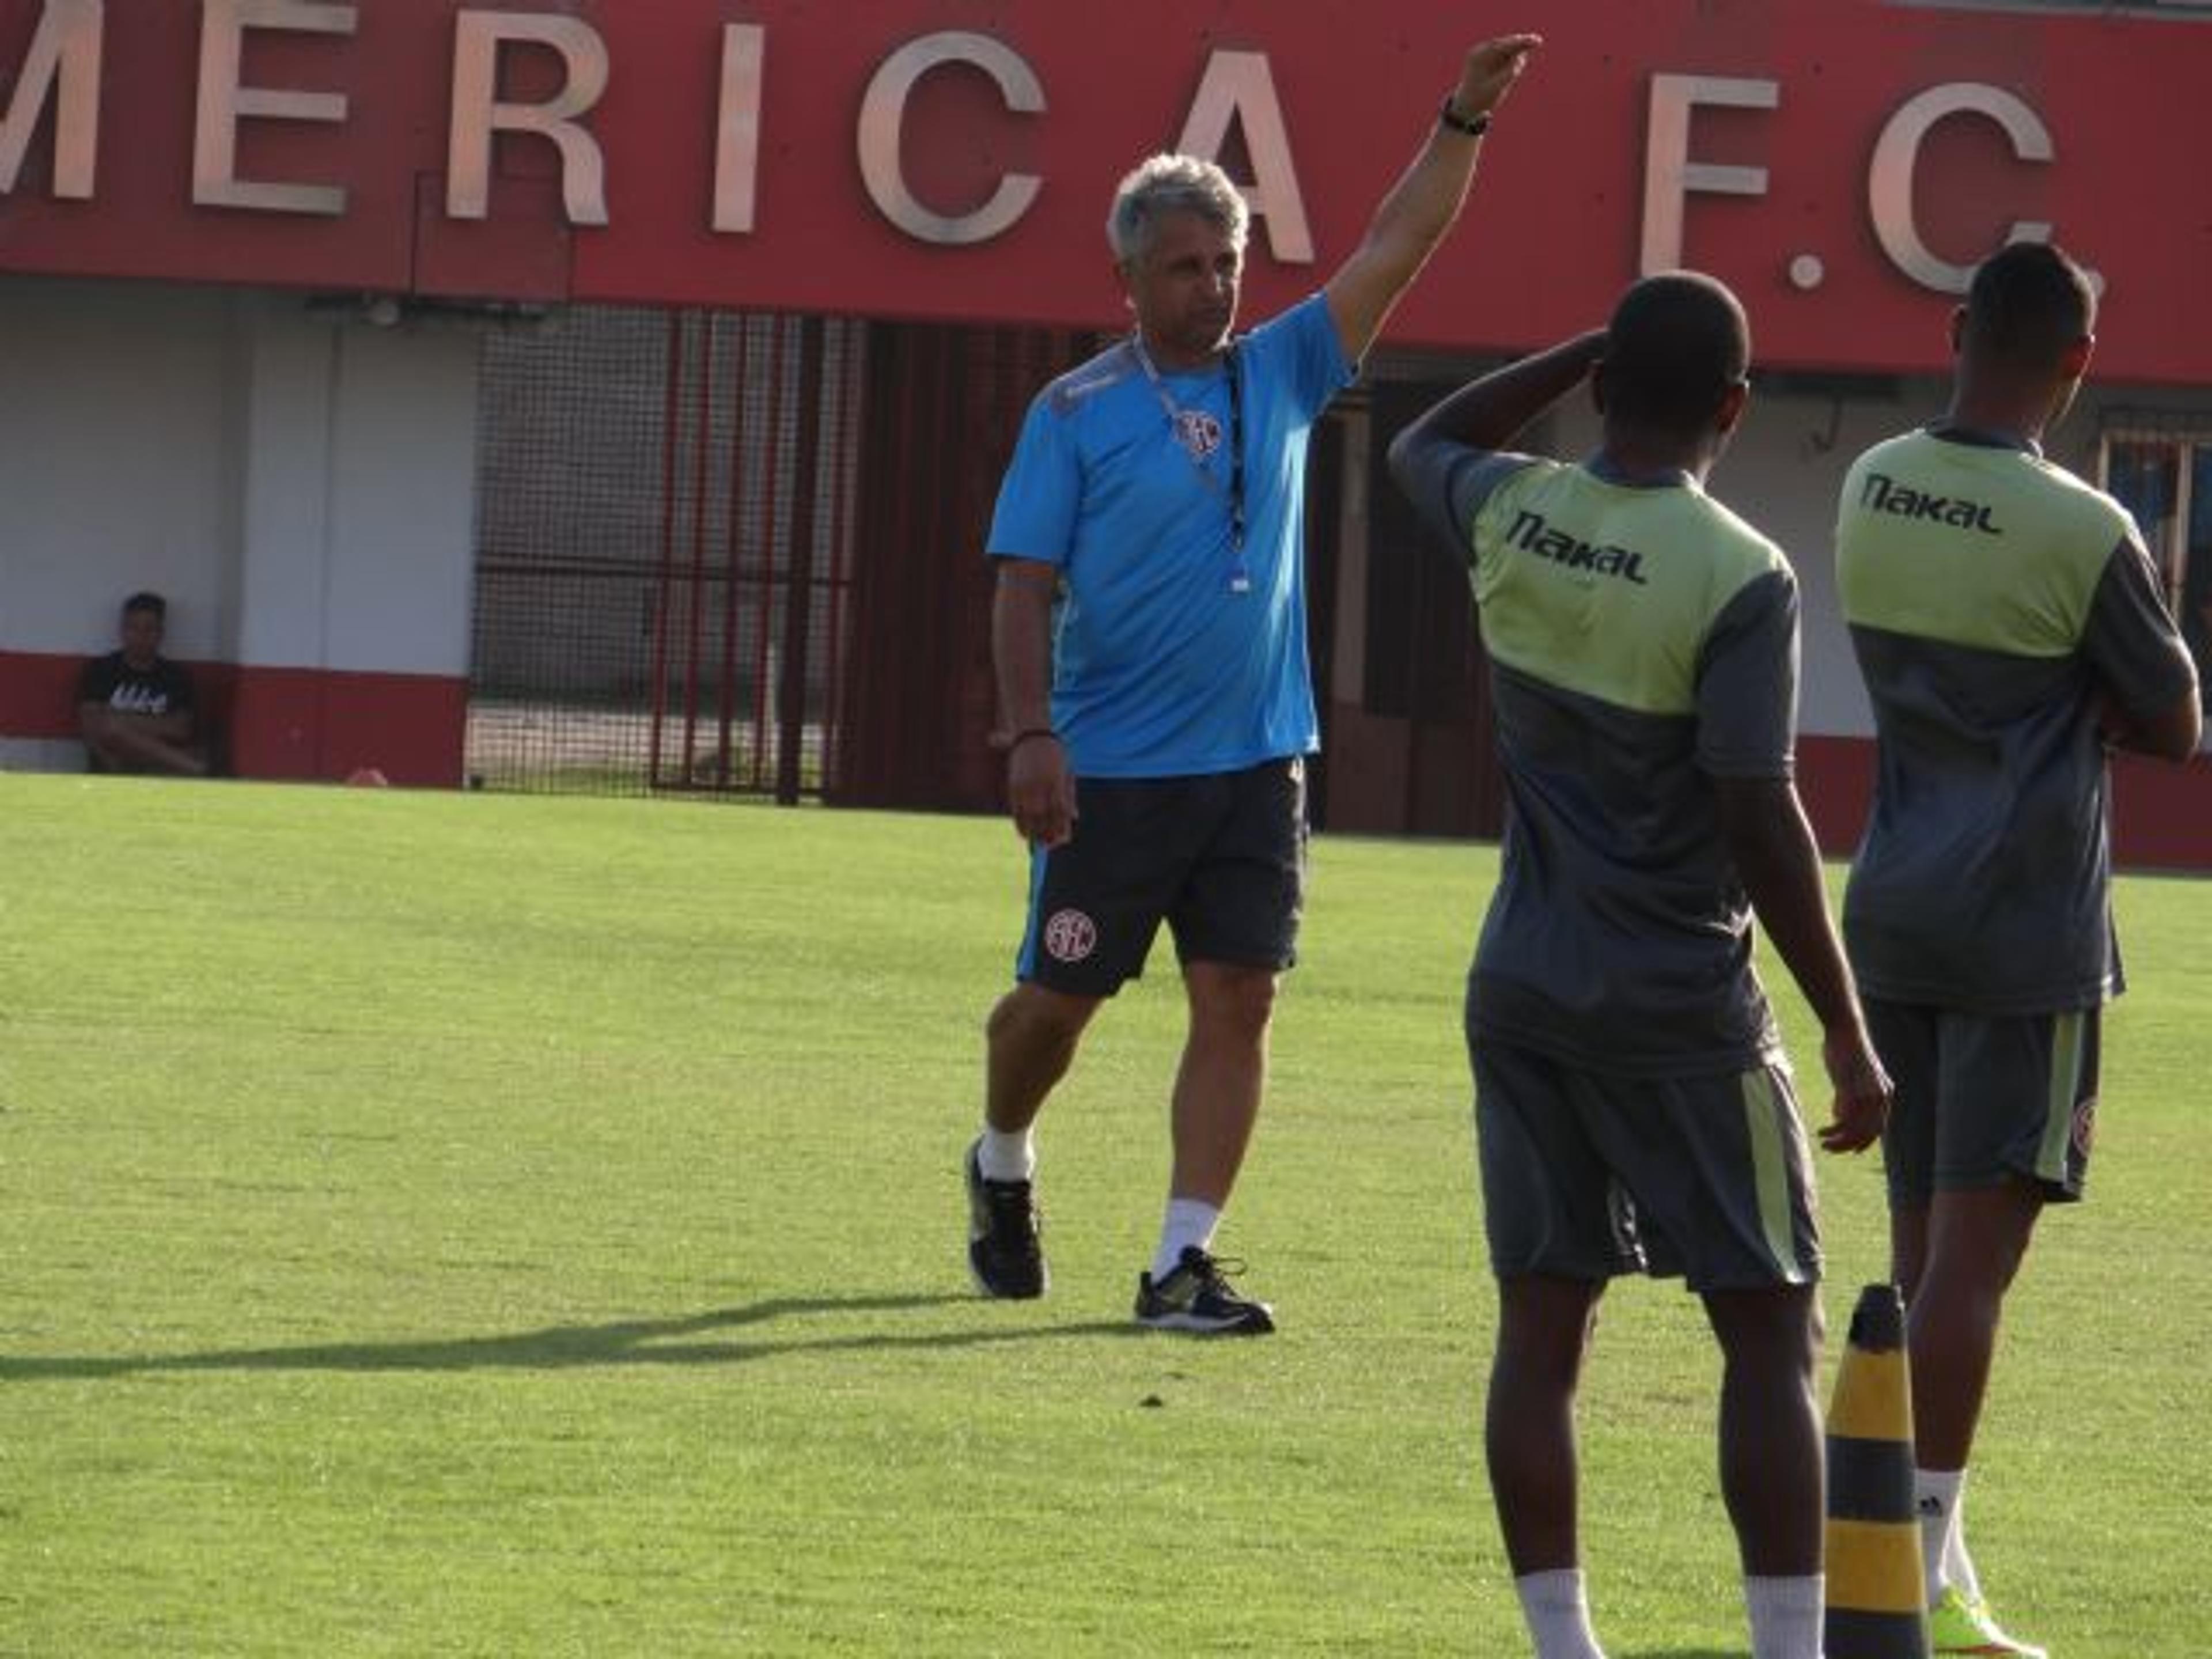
[
  {"xmin": 1184, "ymin": 961, "xmax": 1278, "ymax": 1039},
  {"xmin": 987, "ymin": 982, "xmax": 1099, "ymax": 1052}
]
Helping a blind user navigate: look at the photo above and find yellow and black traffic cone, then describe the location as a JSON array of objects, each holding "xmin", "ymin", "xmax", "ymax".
[{"xmin": 1824, "ymin": 1283, "xmax": 1930, "ymax": 1657}]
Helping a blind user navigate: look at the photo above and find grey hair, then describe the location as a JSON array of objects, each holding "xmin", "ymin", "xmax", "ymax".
[{"xmin": 1105, "ymin": 154, "xmax": 1249, "ymax": 266}]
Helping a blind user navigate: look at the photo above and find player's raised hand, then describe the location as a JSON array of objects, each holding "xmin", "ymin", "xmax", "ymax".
[{"xmin": 1452, "ymin": 34, "xmax": 1544, "ymax": 119}]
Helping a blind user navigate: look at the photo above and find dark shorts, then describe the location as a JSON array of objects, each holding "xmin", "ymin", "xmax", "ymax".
[
  {"xmin": 1472, "ymin": 1037, "xmax": 1823, "ymax": 1294},
  {"xmin": 1867, "ymin": 998, "xmax": 2100, "ymax": 1207},
  {"xmin": 1014, "ymin": 758, "xmax": 1308, "ymax": 996}
]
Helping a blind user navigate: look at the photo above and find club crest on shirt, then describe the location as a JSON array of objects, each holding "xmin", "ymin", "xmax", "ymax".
[{"xmin": 1172, "ymin": 410, "xmax": 1223, "ymax": 461}]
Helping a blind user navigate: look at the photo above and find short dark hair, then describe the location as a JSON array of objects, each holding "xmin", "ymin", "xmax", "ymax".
[
  {"xmin": 1963, "ymin": 241, "xmax": 2094, "ymax": 372},
  {"xmin": 1601, "ymin": 272, "xmax": 1750, "ymax": 437},
  {"xmin": 122, "ymin": 591, "xmax": 166, "ymax": 622}
]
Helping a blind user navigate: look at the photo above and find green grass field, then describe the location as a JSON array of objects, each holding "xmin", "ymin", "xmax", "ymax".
[{"xmin": 1, "ymin": 775, "xmax": 2204, "ymax": 1657}]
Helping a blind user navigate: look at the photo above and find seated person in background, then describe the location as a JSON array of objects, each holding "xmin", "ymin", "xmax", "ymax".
[{"xmin": 78, "ymin": 592, "xmax": 208, "ymax": 776}]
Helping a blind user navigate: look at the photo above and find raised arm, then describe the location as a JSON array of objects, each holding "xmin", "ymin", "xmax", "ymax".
[
  {"xmin": 1387, "ymin": 328, "xmax": 1607, "ymax": 475},
  {"xmin": 1322, "ymin": 33, "xmax": 1543, "ymax": 365}
]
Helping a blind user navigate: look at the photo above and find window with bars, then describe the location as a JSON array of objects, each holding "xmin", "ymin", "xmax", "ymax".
[{"xmin": 2099, "ymin": 416, "xmax": 2212, "ymax": 732}]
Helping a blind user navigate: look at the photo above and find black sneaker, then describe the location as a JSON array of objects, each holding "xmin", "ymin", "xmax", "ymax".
[
  {"xmin": 1134, "ymin": 1246, "xmax": 1275, "ymax": 1335},
  {"xmin": 965, "ymin": 1140, "xmax": 1046, "ymax": 1299}
]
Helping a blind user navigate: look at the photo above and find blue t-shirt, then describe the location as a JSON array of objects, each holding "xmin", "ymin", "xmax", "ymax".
[{"xmin": 986, "ymin": 293, "xmax": 1353, "ymax": 777}]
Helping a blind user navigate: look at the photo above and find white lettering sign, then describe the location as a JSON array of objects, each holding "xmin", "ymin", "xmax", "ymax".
[
  {"xmin": 1641, "ymin": 73, "xmax": 1780, "ymax": 275},
  {"xmin": 0, "ymin": 9, "xmax": 2073, "ymax": 297},
  {"xmin": 1868, "ymin": 83, "xmax": 2054, "ymax": 293},
  {"xmin": 711, "ymin": 23, "xmax": 764, "ymax": 234},
  {"xmin": 193, "ymin": 0, "xmax": 355, "ymax": 216},
  {"xmin": 855, "ymin": 31, "xmax": 1042, "ymax": 245},
  {"xmin": 448, "ymin": 10, "xmax": 610, "ymax": 225},
  {"xmin": 1641, "ymin": 71, "xmax": 2059, "ymax": 294},
  {"xmin": 1176, "ymin": 50, "xmax": 1313, "ymax": 264},
  {"xmin": 0, "ymin": 0, "xmax": 100, "ymax": 198}
]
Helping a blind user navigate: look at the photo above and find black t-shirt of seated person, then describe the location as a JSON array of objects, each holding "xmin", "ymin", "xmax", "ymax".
[{"xmin": 78, "ymin": 652, "xmax": 195, "ymax": 719}]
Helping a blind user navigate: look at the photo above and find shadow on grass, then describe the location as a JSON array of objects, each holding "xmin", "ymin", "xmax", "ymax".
[{"xmin": 0, "ymin": 1293, "xmax": 1143, "ymax": 1380}]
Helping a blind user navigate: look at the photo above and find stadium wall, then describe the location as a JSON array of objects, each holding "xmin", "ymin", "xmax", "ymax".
[
  {"xmin": 0, "ymin": 279, "xmax": 476, "ymax": 785},
  {"xmin": 1, "ymin": 1, "xmax": 2205, "ymax": 856}
]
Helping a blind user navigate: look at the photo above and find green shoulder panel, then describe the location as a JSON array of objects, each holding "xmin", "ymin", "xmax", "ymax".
[
  {"xmin": 1836, "ymin": 432, "xmax": 2131, "ymax": 657},
  {"xmin": 1469, "ymin": 462, "xmax": 1787, "ymax": 716}
]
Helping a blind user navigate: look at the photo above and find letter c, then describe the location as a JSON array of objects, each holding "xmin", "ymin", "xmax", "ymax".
[
  {"xmin": 1868, "ymin": 84, "xmax": 2053, "ymax": 294},
  {"xmin": 857, "ymin": 32, "xmax": 1043, "ymax": 245}
]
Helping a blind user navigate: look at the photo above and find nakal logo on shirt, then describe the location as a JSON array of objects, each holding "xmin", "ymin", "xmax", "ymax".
[
  {"xmin": 1858, "ymin": 471, "xmax": 2003, "ymax": 535},
  {"xmin": 1502, "ymin": 510, "xmax": 1650, "ymax": 585}
]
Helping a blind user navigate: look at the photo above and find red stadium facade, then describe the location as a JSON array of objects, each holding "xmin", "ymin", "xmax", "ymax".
[
  {"xmin": 3, "ymin": 0, "xmax": 2207, "ymax": 377},
  {"xmin": 2, "ymin": 0, "xmax": 2207, "ymax": 861}
]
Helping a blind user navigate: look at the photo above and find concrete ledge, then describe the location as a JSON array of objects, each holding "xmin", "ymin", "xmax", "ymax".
[{"xmin": 1, "ymin": 736, "xmax": 89, "ymax": 773}]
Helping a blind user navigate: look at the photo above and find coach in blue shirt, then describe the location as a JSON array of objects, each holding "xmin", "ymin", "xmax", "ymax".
[{"xmin": 961, "ymin": 33, "xmax": 1544, "ymax": 1335}]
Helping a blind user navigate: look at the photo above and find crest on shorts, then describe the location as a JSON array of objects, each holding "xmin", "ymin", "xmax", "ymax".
[
  {"xmin": 1042, "ymin": 907, "xmax": 1099, "ymax": 964},
  {"xmin": 2071, "ymin": 1094, "xmax": 2098, "ymax": 1159},
  {"xmin": 1172, "ymin": 409, "xmax": 1223, "ymax": 461}
]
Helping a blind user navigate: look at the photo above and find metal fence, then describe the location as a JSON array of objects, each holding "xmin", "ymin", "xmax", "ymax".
[{"xmin": 467, "ymin": 305, "xmax": 864, "ymax": 800}]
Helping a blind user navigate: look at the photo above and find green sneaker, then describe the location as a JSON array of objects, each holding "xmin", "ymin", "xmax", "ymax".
[{"xmin": 1929, "ymin": 1585, "xmax": 2047, "ymax": 1657}]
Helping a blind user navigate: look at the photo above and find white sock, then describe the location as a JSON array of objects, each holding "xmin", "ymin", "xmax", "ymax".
[
  {"xmin": 1514, "ymin": 1569, "xmax": 1605, "ymax": 1659},
  {"xmin": 1915, "ymin": 1467, "xmax": 1965, "ymax": 1603},
  {"xmin": 1150, "ymin": 1198, "xmax": 1220, "ymax": 1282},
  {"xmin": 1940, "ymin": 1471, "xmax": 1983, "ymax": 1604},
  {"xmin": 1744, "ymin": 1574, "xmax": 1824, "ymax": 1659},
  {"xmin": 975, "ymin": 1126, "xmax": 1035, "ymax": 1184}
]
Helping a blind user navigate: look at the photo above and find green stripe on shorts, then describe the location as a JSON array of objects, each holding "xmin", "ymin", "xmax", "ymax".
[
  {"xmin": 2037, "ymin": 1011, "xmax": 2086, "ymax": 1184},
  {"xmin": 1740, "ymin": 1070, "xmax": 1808, "ymax": 1285}
]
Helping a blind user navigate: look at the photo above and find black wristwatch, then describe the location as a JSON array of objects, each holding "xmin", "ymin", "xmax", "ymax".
[{"xmin": 1438, "ymin": 95, "xmax": 1491, "ymax": 138}]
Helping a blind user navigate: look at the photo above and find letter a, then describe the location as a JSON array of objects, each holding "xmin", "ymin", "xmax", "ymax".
[{"xmin": 1175, "ymin": 51, "xmax": 1313, "ymax": 264}]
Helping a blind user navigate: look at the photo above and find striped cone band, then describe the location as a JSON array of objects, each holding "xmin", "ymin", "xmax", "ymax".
[
  {"xmin": 1824, "ymin": 1284, "xmax": 1930, "ymax": 1659},
  {"xmin": 1828, "ymin": 1344, "xmax": 1912, "ymax": 1444}
]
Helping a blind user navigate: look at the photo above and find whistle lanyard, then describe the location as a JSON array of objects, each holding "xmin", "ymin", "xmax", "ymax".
[{"xmin": 1131, "ymin": 336, "xmax": 1249, "ymax": 594}]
